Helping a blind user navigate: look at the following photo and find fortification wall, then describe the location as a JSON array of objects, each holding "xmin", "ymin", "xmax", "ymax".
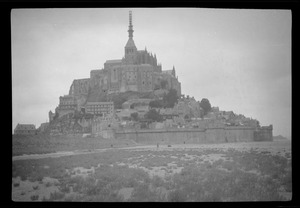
[
  {"xmin": 115, "ymin": 127, "xmax": 257, "ymax": 144},
  {"xmin": 225, "ymin": 127, "xmax": 255, "ymax": 142},
  {"xmin": 254, "ymin": 125, "xmax": 273, "ymax": 141}
]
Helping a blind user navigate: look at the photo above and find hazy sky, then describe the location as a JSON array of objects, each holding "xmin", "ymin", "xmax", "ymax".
[{"xmin": 11, "ymin": 8, "xmax": 291, "ymax": 138}]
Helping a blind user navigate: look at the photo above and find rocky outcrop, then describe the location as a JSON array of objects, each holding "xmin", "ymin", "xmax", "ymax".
[{"xmin": 47, "ymin": 113, "xmax": 91, "ymax": 136}]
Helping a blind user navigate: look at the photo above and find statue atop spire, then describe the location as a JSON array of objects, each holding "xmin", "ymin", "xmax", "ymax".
[{"xmin": 128, "ymin": 11, "xmax": 134, "ymax": 39}]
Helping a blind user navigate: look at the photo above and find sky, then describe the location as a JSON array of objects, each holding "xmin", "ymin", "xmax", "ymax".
[{"xmin": 11, "ymin": 8, "xmax": 291, "ymax": 138}]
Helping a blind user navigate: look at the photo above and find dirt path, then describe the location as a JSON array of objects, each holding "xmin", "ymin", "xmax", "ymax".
[{"xmin": 12, "ymin": 141, "xmax": 291, "ymax": 161}]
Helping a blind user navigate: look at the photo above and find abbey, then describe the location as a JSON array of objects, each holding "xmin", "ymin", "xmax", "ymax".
[
  {"xmin": 51, "ymin": 11, "xmax": 181, "ymax": 119},
  {"xmin": 71, "ymin": 11, "xmax": 181, "ymax": 96}
]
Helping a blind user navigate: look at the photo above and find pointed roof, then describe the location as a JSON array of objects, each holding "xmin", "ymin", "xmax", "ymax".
[
  {"xmin": 15, "ymin": 124, "xmax": 36, "ymax": 130},
  {"xmin": 125, "ymin": 38, "xmax": 136, "ymax": 48},
  {"xmin": 125, "ymin": 11, "xmax": 137, "ymax": 49},
  {"xmin": 128, "ymin": 11, "xmax": 134, "ymax": 39}
]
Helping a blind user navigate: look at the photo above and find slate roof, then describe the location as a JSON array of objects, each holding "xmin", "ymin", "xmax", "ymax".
[
  {"xmin": 125, "ymin": 38, "xmax": 137, "ymax": 48},
  {"xmin": 15, "ymin": 124, "xmax": 36, "ymax": 130}
]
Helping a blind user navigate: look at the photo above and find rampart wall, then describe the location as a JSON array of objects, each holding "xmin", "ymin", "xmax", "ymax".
[{"xmin": 115, "ymin": 126, "xmax": 260, "ymax": 144}]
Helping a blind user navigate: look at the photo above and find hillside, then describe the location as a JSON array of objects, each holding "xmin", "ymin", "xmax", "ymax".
[{"xmin": 87, "ymin": 89, "xmax": 156, "ymax": 109}]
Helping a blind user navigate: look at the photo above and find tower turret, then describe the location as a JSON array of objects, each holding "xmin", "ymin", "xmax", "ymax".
[
  {"xmin": 124, "ymin": 11, "xmax": 137, "ymax": 64},
  {"xmin": 128, "ymin": 11, "xmax": 134, "ymax": 38}
]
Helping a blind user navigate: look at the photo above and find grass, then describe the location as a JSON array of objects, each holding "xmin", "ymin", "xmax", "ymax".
[{"xmin": 12, "ymin": 143, "xmax": 291, "ymax": 202}]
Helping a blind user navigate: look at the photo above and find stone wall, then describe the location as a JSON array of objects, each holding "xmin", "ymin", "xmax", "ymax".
[
  {"xmin": 225, "ymin": 127, "xmax": 254, "ymax": 142},
  {"xmin": 115, "ymin": 126, "xmax": 259, "ymax": 144},
  {"xmin": 254, "ymin": 125, "xmax": 273, "ymax": 141}
]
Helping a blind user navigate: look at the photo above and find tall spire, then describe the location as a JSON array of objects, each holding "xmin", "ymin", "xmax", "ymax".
[{"xmin": 128, "ymin": 11, "xmax": 134, "ymax": 39}]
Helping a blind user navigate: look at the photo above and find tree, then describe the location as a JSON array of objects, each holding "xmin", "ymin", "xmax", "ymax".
[
  {"xmin": 199, "ymin": 98, "xmax": 212, "ymax": 116},
  {"xmin": 149, "ymin": 100, "xmax": 164, "ymax": 108},
  {"xmin": 113, "ymin": 96, "xmax": 127, "ymax": 109},
  {"xmin": 144, "ymin": 109, "xmax": 163, "ymax": 122},
  {"xmin": 163, "ymin": 89, "xmax": 179, "ymax": 108},
  {"xmin": 130, "ymin": 112, "xmax": 139, "ymax": 121},
  {"xmin": 160, "ymin": 80, "xmax": 168, "ymax": 89}
]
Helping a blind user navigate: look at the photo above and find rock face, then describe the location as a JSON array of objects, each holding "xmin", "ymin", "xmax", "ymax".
[{"xmin": 47, "ymin": 113, "xmax": 91, "ymax": 136}]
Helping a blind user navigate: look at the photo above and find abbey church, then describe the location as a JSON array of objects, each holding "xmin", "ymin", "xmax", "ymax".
[
  {"xmin": 50, "ymin": 11, "xmax": 181, "ymax": 119},
  {"xmin": 86, "ymin": 11, "xmax": 181, "ymax": 95}
]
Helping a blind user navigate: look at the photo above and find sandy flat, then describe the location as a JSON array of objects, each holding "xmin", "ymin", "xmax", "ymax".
[{"xmin": 13, "ymin": 140, "xmax": 291, "ymax": 161}]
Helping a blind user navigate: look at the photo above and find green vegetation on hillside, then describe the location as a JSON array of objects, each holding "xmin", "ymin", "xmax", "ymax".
[
  {"xmin": 87, "ymin": 90, "xmax": 156, "ymax": 109},
  {"xmin": 144, "ymin": 109, "xmax": 163, "ymax": 122},
  {"xmin": 200, "ymin": 98, "xmax": 212, "ymax": 116},
  {"xmin": 149, "ymin": 89, "xmax": 179, "ymax": 109}
]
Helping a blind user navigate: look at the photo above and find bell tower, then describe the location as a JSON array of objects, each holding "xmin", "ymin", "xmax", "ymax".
[
  {"xmin": 124, "ymin": 11, "xmax": 137, "ymax": 63},
  {"xmin": 128, "ymin": 11, "xmax": 134, "ymax": 39}
]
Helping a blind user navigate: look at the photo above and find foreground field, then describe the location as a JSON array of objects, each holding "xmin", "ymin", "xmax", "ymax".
[{"xmin": 12, "ymin": 141, "xmax": 292, "ymax": 202}]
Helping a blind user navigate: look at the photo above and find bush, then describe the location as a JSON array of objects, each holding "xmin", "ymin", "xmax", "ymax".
[
  {"xmin": 32, "ymin": 185, "xmax": 39, "ymax": 190},
  {"xmin": 163, "ymin": 89, "xmax": 179, "ymax": 108},
  {"xmin": 149, "ymin": 100, "xmax": 164, "ymax": 108},
  {"xmin": 168, "ymin": 189, "xmax": 187, "ymax": 202},
  {"xmin": 144, "ymin": 109, "xmax": 163, "ymax": 122},
  {"xmin": 130, "ymin": 112, "xmax": 139, "ymax": 121},
  {"xmin": 151, "ymin": 176, "xmax": 165, "ymax": 187},
  {"xmin": 131, "ymin": 184, "xmax": 153, "ymax": 202},
  {"xmin": 199, "ymin": 98, "xmax": 212, "ymax": 116},
  {"xmin": 13, "ymin": 182, "xmax": 20, "ymax": 187},
  {"xmin": 30, "ymin": 195, "xmax": 39, "ymax": 201},
  {"xmin": 49, "ymin": 191, "xmax": 65, "ymax": 201}
]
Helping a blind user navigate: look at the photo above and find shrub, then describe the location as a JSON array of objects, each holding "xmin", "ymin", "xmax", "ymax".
[
  {"xmin": 13, "ymin": 183, "xmax": 20, "ymax": 187},
  {"xmin": 149, "ymin": 100, "xmax": 164, "ymax": 108},
  {"xmin": 131, "ymin": 184, "xmax": 158, "ymax": 202},
  {"xmin": 130, "ymin": 112, "xmax": 139, "ymax": 121},
  {"xmin": 151, "ymin": 176, "xmax": 164, "ymax": 187},
  {"xmin": 144, "ymin": 109, "xmax": 163, "ymax": 122},
  {"xmin": 168, "ymin": 189, "xmax": 187, "ymax": 202},
  {"xmin": 49, "ymin": 191, "xmax": 65, "ymax": 201},
  {"xmin": 30, "ymin": 195, "xmax": 39, "ymax": 201},
  {"xmin": 45, "ymin": 182, "xmax": 52, "ymax": 187},
  {"xmin": 20, "ymin": 174, "xmax": 27, "ymax": 181},
  {"xmin": 32, "ymin": 185, "xmax": 39, "ymax": 190},
  {"xmin": 60, "ymin": 184, "xmax": 70, "ymax": 193},
  {"xmin": 282, "ymin": 173, "xmax": 292, "ymax": 192}
]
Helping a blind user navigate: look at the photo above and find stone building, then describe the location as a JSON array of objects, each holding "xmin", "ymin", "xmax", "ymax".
[
  {"xmin": 49, "ymin": 110, "xmax": 55, "ymax": 122},
  {"xmin": 69, "ymin": 78, "xmax": 90, "ymax": 97},
  {"xmin": 85, "ymin": 101, "xmax": 114, "ymax": 116},
  {"xmin": 91, "ymin": 115, "xmax": 118, "ymax": 138},
  {"xmin": 56, "ymin": 95, "xmax": 77, "ymax": 118},
  {"xmin": 14, "ymin": 124, "xmax": 36, "ymax": 135},
  {"xmin": 37, "ymin": 122, "xmax": 49, "ymax": 133},
  {"xmin": 49, "ymin": 11, "xmax": 181, "ymax": 125},
  {"xmin": 69, "ymin": 11, "xmax": 181, "ymax": 98},
  {"xmin": 254, "ymin": 125, "xmax": 273, "ymax": 141}
]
